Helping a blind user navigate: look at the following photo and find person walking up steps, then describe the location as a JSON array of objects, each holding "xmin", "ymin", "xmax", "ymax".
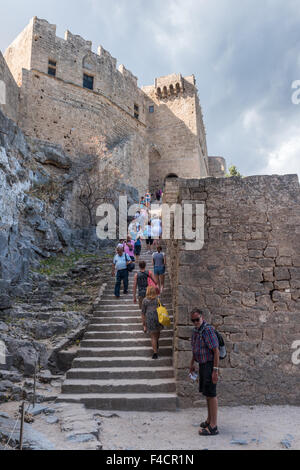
[
  {"xmin": 112, "ymin": 246, "xmax": 132, "ymax": 298},
  {"xmin": 139, "ymin": 196, "xmax": 146, "ymax": 210},
  {"xmin": 145, "ymin": 190, "xmax": 151, "ymax": 209},
  {"xmin": 133, "ymin": 261, "xmax": 158, "ymax": 310},
  {"xmin": 124, "ymin": 236, "xmax": 135, "ymax": 262},
  {"xmin": 152, "ymin": 245, "xmax": 166, "ymax": 293},
  {"xmin": 141, "ymin": 286, "xmax": 162, "ymax": 360},
  {"xmin": 134, "ymin": 235, "xmax": 142, "ymax": 262},
  {"xmin": 146, "ymin": 221, "xmax": 154, "ymax": 254}
]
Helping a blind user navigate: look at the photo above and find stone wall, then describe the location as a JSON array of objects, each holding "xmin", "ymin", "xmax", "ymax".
[
  {"xmin": 164, "ymin": 175, "xmax": 300, "ymax": 407},
  {"xmin": 0, "ymin": 51, "xmax": 19, "ymax": 122},
  {"xmin": 4, "ymin": 17, "xmax": 149, "ymax": 195},
  {"xmin": 3, "ymin": 16, "xmax": 212, "ymax": 196},
  {"xmin": 18, "ymin": 68, "xmax": 149, "ymax": 195}
]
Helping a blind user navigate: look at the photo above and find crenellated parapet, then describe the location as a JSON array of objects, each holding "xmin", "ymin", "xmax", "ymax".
[
  {"xmin": 2, "ymin": 16, "xmax": 214, "ymax": 195},
  {"xmin": 64, "ymin": 29, "xmax": 92, "ymax": 50},
  {"xmin": 118, "ymin": 64, "xmax": 138, "ymax": 87},
  {"xmin": 5, "ymin": 17, "xmax": 146, "ymax": 123},
  {"xmin": 155, "ymin": 74, "xmax": 184, "ymax": 99}
]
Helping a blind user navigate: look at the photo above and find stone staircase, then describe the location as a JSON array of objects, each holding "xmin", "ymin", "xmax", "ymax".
[{"xmin": 58, "ymin": 246, "xmax": 177, "ymax": 411}]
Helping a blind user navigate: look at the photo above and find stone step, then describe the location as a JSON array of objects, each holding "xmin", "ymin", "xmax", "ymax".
[
  {"xmin": 96, "ymin": 295, "xmax": 171, "ymax": 310},
  {"xmin": 100, "ymin": 294, "xmax": 172, "ymax": 301},
  {"xmin": 56, "ymin": 393, "xmax": 177, "ymax": 411},
  {"xmin": 80, "ymin": 338, "xmax": 173, "ymax": 348},
  {"xmin": 66, "ymin": 367, "xmax": 174, "ymax": 380},
  {"xmin": 95, "ymin": 304, "xmax": 144, "ymax": 311},
  {"xmin": 61, "ymin": 378, "xmax": 176, "ymax": 394},
  {"xmin": 87, "ymin": 322, "xmax": 173, "ymax": 331},
  {"xmin": 89, "ymin": 316, "xmax": 173, "ymax": 324},
  {"xmin": 85, "ymin": 330, "xmax": 173, "ymax": 339},
  {"xmin": 92, "ymin": 309, "xmax": 173, "ymax": 318},
  {"xmin": 72, "ymin": 356, "xmax": 173, "ymax": 368},
  {"xmin": 77, "ymin": 346, "xmax": 173, "ymax": 358},
  {"xmin": 104, "ymin": 285, "xmax": 171, "ymax": 293},
  {"xmin": 58, "ymin": 259, "xmax": 177, "ymax": 411}
]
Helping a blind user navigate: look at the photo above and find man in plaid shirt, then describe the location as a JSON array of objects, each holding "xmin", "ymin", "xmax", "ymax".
[{"xmin": 190, "ymin": 308, "xmax": 220, "ymax": 436}]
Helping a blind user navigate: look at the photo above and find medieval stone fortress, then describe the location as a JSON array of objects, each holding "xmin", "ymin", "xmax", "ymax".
[
  {"xmin": 1, "ymin": 17, "xmax": 225, "ymax": 195},
  {"xmin": 0, "ymin": 16, "xmax": 300, "ymax": 446}
]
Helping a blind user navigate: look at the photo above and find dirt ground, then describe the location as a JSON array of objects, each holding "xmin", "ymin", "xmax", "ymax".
[
  {"xmin": 99, "ymin": 405, "xmax": 300, "ymax": 451},
  {"xmin": 1, "ymin": 401, "xmax": 299, "ymax": 450}
]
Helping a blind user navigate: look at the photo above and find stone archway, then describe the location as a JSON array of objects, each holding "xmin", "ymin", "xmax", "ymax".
[
  {"xmin": 164, "ymin": 173, "xmax": 178, "ymax": 181},
  {"xmin": 164, "ymin": 173, "xmax": 179, "ymax": 188}
]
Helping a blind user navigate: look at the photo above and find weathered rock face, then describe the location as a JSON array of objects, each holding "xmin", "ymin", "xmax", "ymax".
[
  {"xmin": 0, "ymin": 250, "xmax": 112, "ymax": 389},
  {"xmin": 0, "ymin": 109, "xmax": 136, "ymax": 294},
  {"xmin": 164, "ymin": 175, "xmax": 300, "ymax": 407}
]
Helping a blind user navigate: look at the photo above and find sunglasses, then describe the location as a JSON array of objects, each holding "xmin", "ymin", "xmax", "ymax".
[{"xmin": 191, "ymin": 317, "xmax": 201, "ymax": 323}]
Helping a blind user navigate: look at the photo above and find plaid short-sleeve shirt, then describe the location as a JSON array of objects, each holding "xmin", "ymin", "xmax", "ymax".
[{"xmin": 191, "ymin": 321, "xmax": 219, "ymax": 364}]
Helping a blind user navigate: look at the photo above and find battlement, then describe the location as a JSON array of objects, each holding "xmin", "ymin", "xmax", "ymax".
[
  {"xmin": 155, "ymin": 73, "xmax": 184, "ymax": 98},
  {"xmin": 97, "ymin": 45, "xmax": 117, "ymax": 69},
  {"xmin": 32, "ymin": 16, "xmax": 56, "ymax": 35},
  {"xmin": 143, "ymin": 73, "xmax": 197, "ymax": 100},
  {"xmin": 2, "ymin": 16, "xmax": 212, "ymax": 196},
  {"xmin": 118, "ymin": 64, "xmax": 138, "ymax": 86},
  {"xmin": 4, "ymin": 17, "xmax": 145, "ymax": 120},
  {"xmin": 30, "ymin": 17, "xmax": 139, "ymax": 85}
]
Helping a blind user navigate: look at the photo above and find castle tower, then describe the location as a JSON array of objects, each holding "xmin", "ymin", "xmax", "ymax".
[
  {"xmin": 142, "ymin": 74, "xmax": 209, "ymax": 192},
  {"xmin": 2, "ymin": 17, "xmax": 221, "ymax": 196}
]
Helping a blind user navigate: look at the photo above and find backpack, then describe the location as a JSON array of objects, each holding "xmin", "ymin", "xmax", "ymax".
[
  {"xmin": 213, "ymin": 329, "xmax": 227, "ymax": 360},
  {"xmin": 137, "ymin": 270, "xmax": 149, "ymax": 296},
  {"xmin": 123, "ymin": 253, "xmax": 134, "ymax": 272},
  {"xmin": 195, "ymin": 324, "xmax": 227, "ymax": 360}
]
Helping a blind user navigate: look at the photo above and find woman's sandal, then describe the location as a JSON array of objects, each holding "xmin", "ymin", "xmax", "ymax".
[{"xmin": 198, "ymin": 425, "xmax": 219, "ymax": 436}]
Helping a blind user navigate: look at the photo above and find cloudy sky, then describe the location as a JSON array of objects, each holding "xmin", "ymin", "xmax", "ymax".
[{"xmin": 1, "ymin": 0, "xmax": 300, "ymax": 177}]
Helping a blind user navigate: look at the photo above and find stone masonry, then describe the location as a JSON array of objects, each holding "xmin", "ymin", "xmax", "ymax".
[
  {"xmin": 164, "ymin": 175, "xmax": 300, "ymax": 407},
  {"xmin": 1, "ymin": 17, "xmax": 224, "ymax": 196},
  {"xmin": 1, "ymin": 15, "xmax": 299, "ymax": 412}
]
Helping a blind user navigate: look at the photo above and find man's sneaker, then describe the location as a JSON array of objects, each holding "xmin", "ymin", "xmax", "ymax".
[{"xmin": 152, "ymin": 353, "xmax": 158, "ymax": 360}]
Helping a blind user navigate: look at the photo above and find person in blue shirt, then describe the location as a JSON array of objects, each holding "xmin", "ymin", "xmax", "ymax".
[
  {"xmin": 134, "ymin": 235, "xmax": 142, "ymax": 262},
  {"xmin": 112, "ymin": 246, "xmax": 132, "ymax": 298}
]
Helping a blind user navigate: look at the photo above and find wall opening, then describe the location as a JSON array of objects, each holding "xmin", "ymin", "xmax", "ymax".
[
  {"xmin": 83, "ymin": 73, "xmax": 94, "ymax": 90},
  {"xmin": 48, "ymin": 59, "xmax": 57, "ymax": 77}
]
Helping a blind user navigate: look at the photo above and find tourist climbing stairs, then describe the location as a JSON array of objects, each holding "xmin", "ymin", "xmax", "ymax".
[{"xmin": 58, "ymin": 247, "xmax": 177, "ymax": 411}]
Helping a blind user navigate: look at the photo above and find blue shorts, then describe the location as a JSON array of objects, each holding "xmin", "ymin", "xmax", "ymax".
[{"xmin": 154, "ymin": 266, "xmax": 165, "ymax": 275}]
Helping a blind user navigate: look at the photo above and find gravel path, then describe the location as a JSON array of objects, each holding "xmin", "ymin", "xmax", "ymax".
[
  {"xmin": 99, "ymin": 405, "xmax": 300, "ymax": 450},
  {"xmin": 1, "ymin": 402, "xmax": 299, "ymax": 450}
]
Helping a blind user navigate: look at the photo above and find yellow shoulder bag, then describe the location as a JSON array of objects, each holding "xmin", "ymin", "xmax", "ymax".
[{"xmin": 157, "ymin": 299, "xmax": 171, "ymax": 328}]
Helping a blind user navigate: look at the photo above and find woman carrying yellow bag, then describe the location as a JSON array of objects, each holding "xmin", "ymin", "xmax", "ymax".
[{"xmin": 141, "ymin": 286, "xmax": 163, "ymax": 359}]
